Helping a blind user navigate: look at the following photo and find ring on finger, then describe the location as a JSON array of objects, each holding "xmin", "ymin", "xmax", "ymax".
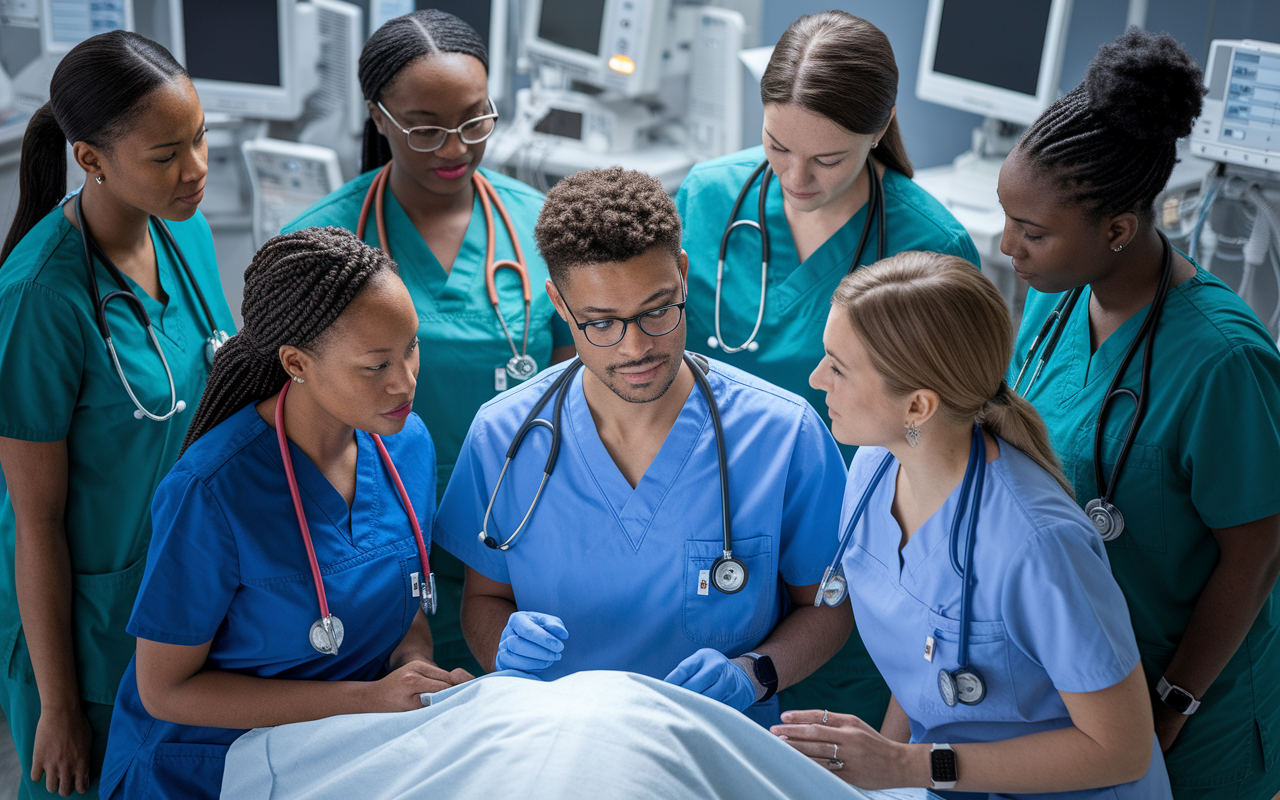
[{"xmin": 821, "ymin": 709, "xmax": 829, "ymax": 725}]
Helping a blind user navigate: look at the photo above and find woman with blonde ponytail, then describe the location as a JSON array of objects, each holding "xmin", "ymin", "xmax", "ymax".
[{"xmin": 771, "ymin": 251, "xmax": 1172, "ymax": 799}]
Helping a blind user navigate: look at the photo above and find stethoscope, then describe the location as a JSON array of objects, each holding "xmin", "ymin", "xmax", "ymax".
[
  {"xmin": 1011, "ymin": 230, "xmax": 1174, "ymax": 542},
  {"xmin": 815, "ymin": 424, "xmax": 989, "ymax": 707},
  {"xmin": 75, "ymin": 192, "xmax": 229, "ymax": 421},
  {"xmin": 477, "ymin": 352, "xmax": 749, "ymax": 594},
  {"xmin": 707, "ymin": 156, "xmax": 886, "ymax": 355},
  {"xmin": 275, "ymin": 379, "xmax": 435, "ymax": 656},
  {"xmin": 357, "ymin": 164, "xmax": 537, "ymax": 382}
]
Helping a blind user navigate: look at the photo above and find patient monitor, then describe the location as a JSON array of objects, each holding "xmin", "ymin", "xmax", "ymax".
[{"xmin": 1191, "ymin": 39, "xmax": 1280, "ymax": 174}]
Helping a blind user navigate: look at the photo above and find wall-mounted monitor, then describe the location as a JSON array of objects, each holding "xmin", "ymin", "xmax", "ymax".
[
  {"xmin": 40, "ymin": 0, "xmax": 132, "ymax": 54},
  {"xmin": 916, "ymin": 0, "xmax": 1073, "ymax": 126}
]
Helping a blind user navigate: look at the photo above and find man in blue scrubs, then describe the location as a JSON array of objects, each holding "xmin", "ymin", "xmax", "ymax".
[{"xmin": 434, "ymin": 168, "xmax": 851, "ymax": 723}]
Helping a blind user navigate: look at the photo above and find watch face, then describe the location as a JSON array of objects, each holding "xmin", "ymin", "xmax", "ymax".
[
  {"xmin": 754, "ymin": 655, "xmax": 778, "ymax": 686},
  {"xmin": 1164, "ymin": 686, "xmax": 1194, "ymax": 713},
  {"xmin": 930, "ymin": 748, "xmax": 958, "ymax": 783}
]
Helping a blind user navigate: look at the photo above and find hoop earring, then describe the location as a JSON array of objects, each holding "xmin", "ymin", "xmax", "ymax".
[{"xmin": 905, "ymin": 422, "xmax": 921, "ymax": 448}]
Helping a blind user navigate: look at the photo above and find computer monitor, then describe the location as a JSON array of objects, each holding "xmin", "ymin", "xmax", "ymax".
[
  {"xmin": 524, "ymin": 0, "xmax": 672, "ymax": 97},
  {"xmin": 168, "ymin": 0, "xmax": 307, "ymax": 121},
  {"xmin": 40, "ymin": 0, "xmax": 132, "ymax": 54},
  {"xmin": 916, "ymin": 0, "xmax": 1073, "ymax": 126}
]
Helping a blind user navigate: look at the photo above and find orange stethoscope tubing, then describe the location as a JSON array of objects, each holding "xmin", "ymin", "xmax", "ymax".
[{"xmin": 356, "ymin": 164, "xmax": 537, "ymax": 380}]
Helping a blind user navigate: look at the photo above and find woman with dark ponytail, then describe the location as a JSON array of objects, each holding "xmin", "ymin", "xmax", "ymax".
[
  {"xmin": 0, "ymin": 31, "xmax": 233, "ymax": 798},
  {"xmin": 678, "ymin": 9, "xmax": 980, "ymax": 731},
  {"xmin": 99, "ymin": 227, "xmax": 472, "ymax": 800},
  {"xmin": 283, "ymin": 9, "xmax": 574, "ymax": 678},
  {"xmin": 1000, "ymin": 29, "xmax": 1280, "ymax": 800}
]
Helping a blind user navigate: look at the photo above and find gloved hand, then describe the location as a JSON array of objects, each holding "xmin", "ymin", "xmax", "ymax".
[
  {"xmin": 663, "ymin": 648, "xmax": 757, "ymax": 711},
  {"xmin": 494, "ymin": 611, "xmax": 568, "ymax": 672}
]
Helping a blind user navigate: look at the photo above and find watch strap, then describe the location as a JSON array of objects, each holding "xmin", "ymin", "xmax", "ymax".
[
  {"xmin": 930, "ymin": 743, "xmax": 957, "ymax": 789},
  {"xmin": 1157, "ymin": 676, "xmax": 1201, "ymax": 715}
]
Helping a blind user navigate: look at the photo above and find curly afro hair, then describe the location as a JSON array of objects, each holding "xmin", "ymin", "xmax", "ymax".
[
  {"xmin": 1016, "ymin": 27, "xmax": 1205, "ymax": 220},
  {"xmin": 534, "ymin": 167, "xmax": 682, "ymax": 285}
]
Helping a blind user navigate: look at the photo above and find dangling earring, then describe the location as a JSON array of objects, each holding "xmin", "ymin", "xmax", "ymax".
[
  {"xmin": 292, "ymin": 375, "xmax": 305, "ymax": 384},
  {"xmin": 95, "ymin": 176, "xmax": 103, "ymax": 185},
  {"xmin": 905, "ymin": 422, "xmax": 921, "ymax": 448}
]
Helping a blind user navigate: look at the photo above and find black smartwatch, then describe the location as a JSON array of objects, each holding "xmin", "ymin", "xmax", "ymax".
[
  {"xmin": 1157, "ymin": 676, "xmax": 1201, "ymax": 715},
  {"xmin": 743, "ymin": 652, "xmax": 778, "ymax": 702},
  {"xmin": 930, "ymin": 743, "xmax": 957, "ymax": 790}
]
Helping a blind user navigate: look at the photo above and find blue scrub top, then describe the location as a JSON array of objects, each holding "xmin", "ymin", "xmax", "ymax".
[
  {"xmin": 284, "ymin": 167, "xmax": 573, "ymax": 498},
  {"xmin": 842, "ymin": 442, "xmax": 1170, "ymax": 799},
  {"xmin": 433, "ymin": 358, "xmax": 847, "ymax": 680},
  {"xmin": 99, "ymin": 405, "xmax": 436, "ymax": 800},
  {"xmin": 678, "ymin": 146, "xmax": 980, "ymax": 450}
]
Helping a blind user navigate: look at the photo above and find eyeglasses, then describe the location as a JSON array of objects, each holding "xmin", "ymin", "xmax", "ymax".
[
  {"xmin": 375, "ymin": 98, "xmax": 498, "ymax": 153},
  {"xmin": 560, "ymin": 285, "xmax": 687, "ymax": 348}
]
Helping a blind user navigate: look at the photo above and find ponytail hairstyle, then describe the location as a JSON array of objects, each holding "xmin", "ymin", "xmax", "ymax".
[
  {"xmin": 181, "ymin": 227, "xmax": 397, "ymax": 453},
  {"xmin": 1016, "ymin": 27, "xmax": 1204, "ymax": 221},
  {"xmin": 761, "ymin": 11, "xmax": 912, "ymax": 178},
  {"xmin": 832, "ymin": 251, "xmax": 1072, "ymax": 497},
  {"xmin": 358, "ymin": 9, "xmax": 488, "ymax": 173},
  {"xmin": 1, "ymin": 30, "xmax": 187, "ymax": 265}
]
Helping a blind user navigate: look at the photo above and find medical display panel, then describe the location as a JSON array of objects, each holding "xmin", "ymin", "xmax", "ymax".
[
  {"xmin": 537, "ymin": 0, "xmax": 606, "ymax": 56},
  {"xmin": 1192, "ymin": 39, "xmax": 1280, "ymax": 172},
  {"xmin": 183, "ymin": 0, "xmax": 279, "ymax": 87},
  {"xmin": 40, "ymin": 0, "xmax": 132, "ymax": 53},
  {"xmin": 523, "ymin": 0, "xmax": 672, "ymax": 97},
  {"xmin": 916, "ymin": 0, "xmax": 1072, "ymax": 126}
]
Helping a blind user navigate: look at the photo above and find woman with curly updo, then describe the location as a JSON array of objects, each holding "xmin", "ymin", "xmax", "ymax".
[
  {"xmin": 99, "ymin": 227, "xmax": 472, "ymax": 800},
  {"xmin": 1000, "ymin": 29, "xmax": 1280, "ymax": 800}
]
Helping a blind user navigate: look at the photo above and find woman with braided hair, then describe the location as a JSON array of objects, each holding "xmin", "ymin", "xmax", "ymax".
[
  {"xmin": 999, "ymin": 29, "xmax": 1280, "ymax": 799},
  {"xmin": 284, "ymin": 9, "xmax": 574, "ymax": 678},
  {"xmin": 99, "ymin": 227, "xmax": 472, "ymax": 800}
]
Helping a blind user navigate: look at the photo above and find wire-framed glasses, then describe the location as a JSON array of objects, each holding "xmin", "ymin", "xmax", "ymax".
[
  {"xmin": 375, "ymin": 98, "xmax": 498, "ymax": 153},
  {"xmin": 563, "ymin": 296, "xmax": 686, "ymax": 347}
]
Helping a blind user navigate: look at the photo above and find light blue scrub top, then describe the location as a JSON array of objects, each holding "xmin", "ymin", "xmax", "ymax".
[
  {"xmin": 1013, "ymin": 266, "xmax": 1280, "ymax": 792},
  {"xmin": 843, "ymin": 442, "xmax": 1170, "ymax": 800},
  {"xmin": 678, "ymin": 145, "xmax": 981, "ymax": 446},
  {"xmin": 99, "ymin": 406, "xmax": 436, "ymax": 800},
  {"xmin": 433, "ymin": 358, "xmax": 847, "ymax": 681},
  {"xmin": 284, "ymin": 167, "xmax": 573, "ymax": 498}
]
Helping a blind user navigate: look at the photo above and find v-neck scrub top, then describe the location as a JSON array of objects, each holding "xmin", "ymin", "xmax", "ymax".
[
  {"xmin": 843, "ymin": 442, "xmax": 1171, "ymax": 800},
  {"xmin": 0, "ymin": 205, "xmax": 233, "ymax": 799},
  {"xmin": 433, "ymin": 359, "xmax": 847, "ymax": 686},
  {"xmin": 283, "ymin": 167, "xmax": 573, "ymax": 499},
  {"xmin": 99, "ymin": 405, "xmax": 436, "ymax": 800},
  {"xmin": 1012, "ymin": 266, "xmax": 1280, "ymax": 796}
]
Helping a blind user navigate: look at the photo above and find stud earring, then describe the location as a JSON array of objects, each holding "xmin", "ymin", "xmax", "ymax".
[
  {"xmin": 292, "ymin": 375, "xmax": 305, "ymax": 384},
  {"xmin": 905, "ymin": 422, "xmax": 921, "ymax": 448},
  {"xmin": 1113, "ymin": 244, "xmax": 1123, "ymax": 252},
  {"xmin": 871, "ymin": 141, "xmax": 879, "ymax": 149},
  {"xmin": 95, "ymin": 176, "xmax": 103, "ymax": 185}
]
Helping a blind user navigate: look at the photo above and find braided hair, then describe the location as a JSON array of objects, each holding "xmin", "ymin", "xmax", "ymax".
[
  {"xmin": 181, "ymin": 227, "xmax": 397, "ymax": 453},
  {"xmin": 358, "ymin": 10, "xmax": 488, "ymax": 172},
  {"xmin": 1017, "ymin": 27, "xmax": 1204, "ymax": 220}
]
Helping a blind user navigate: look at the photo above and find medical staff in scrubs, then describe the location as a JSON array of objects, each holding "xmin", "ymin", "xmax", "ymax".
[
  {"xmin": 99, "ymin": 228, "xmax": 472, "ymax": 800},
  {"xmin": 679, "ymin": 11, "xmax": 979, "ymax": 727},
  {"xmin": 999, "ymin": 30, "xmax": 1280, "ymax": 800},
  {"xmin": 0, "ymin": 32, "xmax": 233, "ymax": 799},
  {"xmin": 775, "ymin": 251, "xmax": 1170, "ymax": 799},
  {"xmin": 284, "ymin": 10, "xmax": 574, "ymax": 678},
  {"xmin": 434, "ymin": 168, "xmax": 851, "ymax": 725}
]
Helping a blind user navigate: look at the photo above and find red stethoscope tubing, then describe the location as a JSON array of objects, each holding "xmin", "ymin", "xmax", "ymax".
[{"xmin": 274, "ymin": 379, "xmax": 431, "ymax": 622}]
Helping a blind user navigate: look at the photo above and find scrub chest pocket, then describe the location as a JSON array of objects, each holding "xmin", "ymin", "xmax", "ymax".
[
  {"xmin": 917, "ymin": 608, "xmax": 1020, "ymax": 721},
  {"xmin": 683, "ymin": 535, "xmax": 775, "ymax": 646}
]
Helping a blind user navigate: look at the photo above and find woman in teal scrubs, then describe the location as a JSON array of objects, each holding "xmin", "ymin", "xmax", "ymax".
[
  {"xmin": 283, "ymin": 10, "xmax": 573, "ymax": 678},
  {"xmin": 678, "ymin": 10, "xmax": 979, "ymax": 729},
  {"xmin": 1000, "ymin": 30, "xmax": 1280, "ymax": 800},
  {"xmin": 0, "ymin": 32, "xmax": 233, "ymax": 799}
]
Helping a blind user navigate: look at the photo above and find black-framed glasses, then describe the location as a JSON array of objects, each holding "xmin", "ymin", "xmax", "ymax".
[
  {"xmin": 562, "ymin": 295, "xmax": 687, "ymax": 348},
  {"xmin": 376, "ymin": 98, "xmax": 498, "ymax": 153}
]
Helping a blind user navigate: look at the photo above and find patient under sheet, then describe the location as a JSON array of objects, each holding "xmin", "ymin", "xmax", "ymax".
[{"xmin": 221, "ymin": 670, "xmax": 938, "ymax": 800}]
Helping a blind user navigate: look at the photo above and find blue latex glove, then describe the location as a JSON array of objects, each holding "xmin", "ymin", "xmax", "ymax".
[
  {"xmin": 663, "ymin": 648, "xmax": 757, "ymax": 711},
  {"xmin": 494, "ymin": 611, "xmax": 568, "ymax": 672}
]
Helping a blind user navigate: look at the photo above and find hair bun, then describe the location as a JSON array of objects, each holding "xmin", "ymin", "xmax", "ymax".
[{"xmin": 1084, "ymin": 27, "xmax": 1205, "ymax": 141}]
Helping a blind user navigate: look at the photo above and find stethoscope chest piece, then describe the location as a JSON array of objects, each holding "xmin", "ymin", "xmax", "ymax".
[
  {"xmin": 310, "ymin": 614, "xmax": 345, "ymax": 655},
  {"xmin": 1084, "ymin": 499, "xmax": 1125, "ymax": 542},
  {"xmin": 711, "ymin": 554, "xmax": 748, "ymax": 594},
  {"xmin": 506, "ymin": 354, "xmax": 538, "ymax": 381},
  {"xmin": 205, "ymin": 329, "xmax": 230, "ymax": 367},
  {"xmin": 818, "ymin": 566, "xmax": 848, "ymax": 607},
  {"xmin": 938, "ymin": 666, "xmax": 985, "ymax": 707}
]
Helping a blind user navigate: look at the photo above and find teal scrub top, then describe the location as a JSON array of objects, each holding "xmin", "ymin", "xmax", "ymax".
[
  {"xmin": 678, "ymin": 145, "xmax": 981, "ymax": 449},
  {"xmin": 0, "ymin": 203, "xmax": 235, "ymax": 706},
  {"xmin": 1012, "ymin": 265, "xmax": 1280, "ymax": 791},
  {"xmin": 284, "ymin": 167, "xmax": 572, "ymax": 498}
]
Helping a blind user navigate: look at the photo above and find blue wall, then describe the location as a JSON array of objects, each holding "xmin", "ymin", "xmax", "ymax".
[{"xmin": 757, "ymin": 0, "xmax": 1280, "ymax": 170}]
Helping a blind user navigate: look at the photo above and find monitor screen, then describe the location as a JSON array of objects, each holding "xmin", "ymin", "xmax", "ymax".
[
  {"xmin": 45, "ymin": 0, "xmax": 130, "ymax": 49},
  {"xmin": 537, "ymin": 0, "xmax": 604, "ymax": 56},
  {"xmin": 183, "ymin": 0, "xmax": 281, "ymax": 87},
  {"xmin": 932, "ymin": 0, "xmax": 1050, "ymax": 97}
]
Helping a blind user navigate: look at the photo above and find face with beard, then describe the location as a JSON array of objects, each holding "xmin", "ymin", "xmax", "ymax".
[{"xmin": 549, "ymin": 247, "xmax": 689, "ymax": 405}]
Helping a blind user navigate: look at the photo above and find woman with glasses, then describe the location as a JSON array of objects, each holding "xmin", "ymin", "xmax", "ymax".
[{"xmin": 285, "ymin": 10, "xmax": 574, "ymax": 679}]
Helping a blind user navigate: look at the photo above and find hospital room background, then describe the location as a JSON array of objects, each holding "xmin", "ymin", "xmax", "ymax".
[{"xmin": 1, "ymin": 0, "xmax": 1279, "ymax": 795}]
